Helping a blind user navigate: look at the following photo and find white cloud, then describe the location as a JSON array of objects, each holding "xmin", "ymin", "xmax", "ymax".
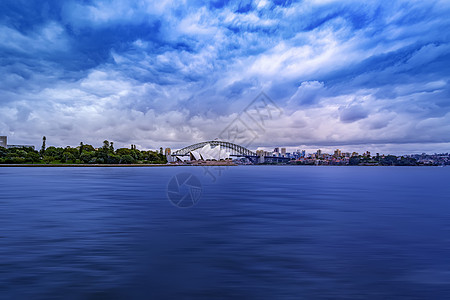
[
  {"xmin": 1, "ymin": 0, "xmax": 450, "ymax": 154},
  {"xmin": 0, "ymin": 22, "xmax": 69, "ymax": 54}
]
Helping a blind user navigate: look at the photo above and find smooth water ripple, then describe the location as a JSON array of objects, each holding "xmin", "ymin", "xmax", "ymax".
[{"xmin": 0, "ymin": 166, "xmax": 449, "ymax": 299}]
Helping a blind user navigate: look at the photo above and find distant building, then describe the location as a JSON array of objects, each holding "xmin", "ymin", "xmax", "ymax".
[
  {"xmin": 316, "ymin": 149, "xmax": 322, "ymax": 158},
  {"xmin": 0, "ymin": 136, "xmax": 6, "ymax": 148},
  {"xmin": 334, "ymin": 149, "xmax": 341, "ymax": 157},
  {"xmin": 256, "ymin": 151, "xmax": 265, "ymax": 163},
  {"xmin": 7, "ymin": 145, "xmax": 35, "ymax": 150},
  {"xmin": 165, "ymin": 148, "xmax": 172, "ymax": 162},
  {"xmin": 256, "ymin": 150, "xmax": 272, "ymax": 157},
  {"xmin": 1, "ymin": 135, "xmax": 35, "ymax": 149},
  {"xmin": 274, "ymin": 147, "xmax": 279, "ymax": 153},
  {"xmin": 256, "ymin": 150, "xmax": 265, "ymax": 156},
  {"xmin": 281, "ymin": 148, "xmax": 286, "ymax": 156}
]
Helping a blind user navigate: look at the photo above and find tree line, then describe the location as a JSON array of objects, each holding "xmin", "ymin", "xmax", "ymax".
[
  {"xmin": 292, "ymin": 154, "xmax": 419, "ymax": 166},
  {"xmin": 348, "ymin": 155, "xmax": 418, "ymax": 166},
  {"xmin": 0, "ymin": 137, "xmax": 167, "ymax": 164}
]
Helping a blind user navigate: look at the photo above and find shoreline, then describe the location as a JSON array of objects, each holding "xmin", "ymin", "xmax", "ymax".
[
  {"xmin": 0, "ymin": 164, "xmax": 174, "ymax": 167},
  {"xmin": 0, "ymin": 161, "xmax": 239, "ymax": 167},
  {"xmin": 0, "ymin": 164, "xmax": 442, "ymax": 167}
]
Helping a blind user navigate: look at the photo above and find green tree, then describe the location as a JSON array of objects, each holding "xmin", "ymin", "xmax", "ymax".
[
  {"xmin": 349, "ymin": 157, "xmax": 360, "ymax": 165},
  {"xmin": 106, "ymin": 154, "xmax": 120, "ymax": 164},
  {"xmin": 40, "ymin": 136, "xmax": 46, "ymax": 156},
  {"xmin": 0, "ymin": 146, "xmax": 7, "ymax": 158},
  {"xmin": 120, "ymin": 155, "xmax": 135, "ymax": 164},
  {"xmin": 102, "ymin": 140, "xmax": 110, "ymax": 152},
  {"xmin": 116, "ymin": 148, "xmax": 133, "ymax": 156},
  {"xmin": 43, "ymin": 155, "xmax": 55, "ymax": 164},
  {"xmin": 380, "ymin": 155, "xmax": 397, "ymax": 166},
  {"xmin": 44, "ymin": 147, "xmax": 58, "ymax": 158},
  {"xmin": 80, "ymin": 151, "xmax": 94, "ymax": 163},
  {"xmin": 61, "ymin": 152, "xmax": 75, "ymax": 163},
  {"xmin": 82, "ymin": 144, "xmax": 95, "ymax": 152}
]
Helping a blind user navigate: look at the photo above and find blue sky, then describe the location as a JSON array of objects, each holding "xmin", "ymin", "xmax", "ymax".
[{"xmin": 1, "ymin": 0, "xmax": 450, "ymax": 154}]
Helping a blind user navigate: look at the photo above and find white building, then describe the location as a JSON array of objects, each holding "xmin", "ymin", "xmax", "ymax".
[{"xmin": 176, "ymin": 144, "xmax": 231, "ymax": 162}]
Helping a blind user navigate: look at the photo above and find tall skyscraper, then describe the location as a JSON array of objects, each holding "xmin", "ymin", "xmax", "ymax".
[{"xmin": 281, "ymin": 148, "xmax": 286, "ymax": 156}]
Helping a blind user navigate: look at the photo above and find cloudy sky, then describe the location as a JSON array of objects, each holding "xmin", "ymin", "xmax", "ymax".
[{"xmin": 1, "ymin": 0, "xmax": 449, "ymax": 154}]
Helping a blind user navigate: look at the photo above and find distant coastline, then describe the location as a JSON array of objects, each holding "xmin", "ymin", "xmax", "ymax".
[
  {"xmin": 0, "ymin": 164, "xmax": 170, "ymax": 167},
  {"xmin": 0, "ymin": 164, "xmax": 444, "ymax": 167},
  {"xmin": 1, "ymin": 137, "xmax": 449, "ymax": 167}
]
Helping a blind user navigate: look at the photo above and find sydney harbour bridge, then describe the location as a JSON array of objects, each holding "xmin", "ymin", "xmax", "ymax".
[{"xmin": 170, "ymin": 140, "xmax": 289, "ymax": 164}]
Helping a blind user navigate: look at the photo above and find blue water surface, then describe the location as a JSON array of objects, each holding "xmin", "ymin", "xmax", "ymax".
[{"xmin": 0, "ymin": 166, "xmax": 449, "ymax": 299}]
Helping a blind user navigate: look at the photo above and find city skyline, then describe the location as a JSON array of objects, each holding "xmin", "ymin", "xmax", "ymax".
[
  {"xmin": 2, "ymin": 135, "xmax": 448, "ymax": 166},
  {"xmin": 0, "ymin": 136, "xmax": 450, "ymax": 156},
  {"xmin": 1, "ymin": 1, "xmax": 450, "ymax": 153}
]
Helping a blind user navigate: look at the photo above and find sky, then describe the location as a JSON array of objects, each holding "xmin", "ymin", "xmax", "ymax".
[{"xmin": 1, "ymin": 0, "xmax": 450, "ymax": 154}]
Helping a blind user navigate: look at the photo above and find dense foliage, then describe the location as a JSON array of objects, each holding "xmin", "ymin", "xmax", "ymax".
[
  {"xmin": 292, "ymin": 154, "xmax": 420, "ymax": 166},
  {"xmin": 349, "ymin": 155, "xmax": 418, "ymax": 166},
  {"xmin": 0, "ymin": 140, "xmax": 166, "ymax": 164}
]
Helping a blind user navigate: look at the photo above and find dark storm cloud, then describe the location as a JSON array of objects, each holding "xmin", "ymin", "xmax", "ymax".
[
  {"xmin": 339, "ymin": 104, "xmax": 369, "ymax": 123},
  {"xmin": 0, "ymin": 0, "xmax": 449, "ymax": 152}
]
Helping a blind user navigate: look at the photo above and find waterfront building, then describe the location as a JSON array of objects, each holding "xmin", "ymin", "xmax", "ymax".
[
  {"xmin": 334, "ymin": 149, "xmax": 342, "ymax": 158},
  {"xmin": 179, "ymin": 143, "xmax": 230, "ymax": 162},
  {"xmin": 0, "ymin": 136, "xmax": 6, "ymax": 148},
  {"xmin": 316, "ymin": 149, "xmax": 322, "ymax": 159}
]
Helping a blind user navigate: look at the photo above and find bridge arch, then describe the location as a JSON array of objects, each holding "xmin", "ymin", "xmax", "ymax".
[{"xmin": 172, "ymin": 140, "xmax": 257, "ymax": 156}]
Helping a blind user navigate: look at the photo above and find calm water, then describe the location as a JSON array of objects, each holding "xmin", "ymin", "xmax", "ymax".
[{"xmin": 0, "ymin": 166, "xmax": 450, "ymax": 299}]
